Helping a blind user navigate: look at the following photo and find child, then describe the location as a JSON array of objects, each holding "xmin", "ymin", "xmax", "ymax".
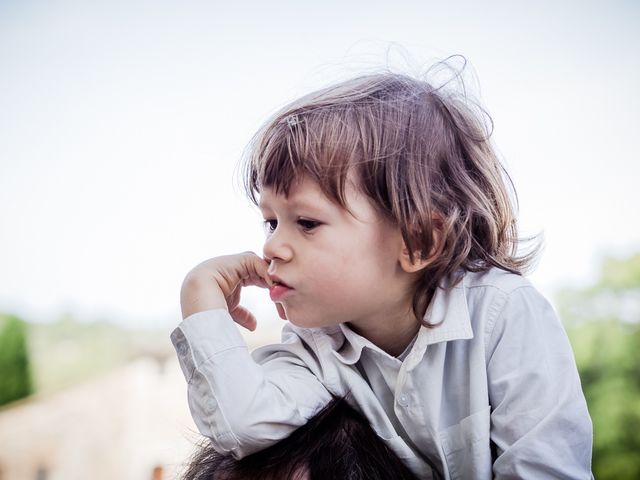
[{"xmin": 172, "ymin": 65, "xmax": 593, "ymax": 479}]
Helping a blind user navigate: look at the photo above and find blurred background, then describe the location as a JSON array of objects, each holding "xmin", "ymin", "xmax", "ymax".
[{"xmin": 1, "ymin": 0, "xmax": 638, "ymax": 478}]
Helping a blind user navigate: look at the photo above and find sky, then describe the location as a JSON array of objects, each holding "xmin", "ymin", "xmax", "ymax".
[{"xmin": 1, "ymin": 0, "xmax": 639, "ymax": 329}]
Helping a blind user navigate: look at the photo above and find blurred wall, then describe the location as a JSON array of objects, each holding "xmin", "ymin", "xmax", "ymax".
[{"xmin": 0, "ymin": 356, "xmax": 198, "ymax": 480}]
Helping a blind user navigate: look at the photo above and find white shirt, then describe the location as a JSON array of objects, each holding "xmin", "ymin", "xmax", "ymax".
[{"xmin": 171, "ymin": 268, "xmax": 593, "ymax": 479}]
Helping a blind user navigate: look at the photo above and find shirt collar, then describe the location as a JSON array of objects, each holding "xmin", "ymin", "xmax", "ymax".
[
  {"xmin": 418, "ymin": 280, "xmax": 474, "ymax": 346},
  {"xmin": 330, "ymin": 323, "xmax": 372, "ymax": 365},
  {"xmin": 330, "ymin": 278, "xmax": 474, "ymax": 366}
]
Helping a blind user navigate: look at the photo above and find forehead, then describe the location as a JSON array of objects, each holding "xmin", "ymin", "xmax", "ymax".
[{"xmin": 259, "ymin": 177, "xmax": 333, "ymax": 210}]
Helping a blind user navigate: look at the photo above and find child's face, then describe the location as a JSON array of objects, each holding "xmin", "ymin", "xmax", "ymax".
[{"xmin": 259, "ymin": 176, "xmax": 416, "ymax": 331}]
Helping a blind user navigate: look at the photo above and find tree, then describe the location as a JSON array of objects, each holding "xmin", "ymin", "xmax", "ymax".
[
  {"xmin": 558, "ymin": 253, "xmax": 640, "ymax": 480},
  {"xmin": 0, "ymin": 314, "xmax": 34, "ymax": 407}
]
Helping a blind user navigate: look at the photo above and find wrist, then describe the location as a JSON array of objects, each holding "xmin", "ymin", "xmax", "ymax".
[{"xmin": 180, "ymin": 274, "xmax": 227, "ymax": 319}]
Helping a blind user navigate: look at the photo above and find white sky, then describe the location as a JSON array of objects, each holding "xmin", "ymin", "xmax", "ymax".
[{"xmin": 1, "ymin": 0, "xmax": 639, "ymax": 329}]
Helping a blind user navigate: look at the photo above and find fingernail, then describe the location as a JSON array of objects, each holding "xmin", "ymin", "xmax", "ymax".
[{"xmin": 265, "ymin": 271, "xmax": 274, "ymax": 287}]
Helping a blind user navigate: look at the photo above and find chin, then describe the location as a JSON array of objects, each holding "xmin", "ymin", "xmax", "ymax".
[
  {"xmin": 285, "ymin": 314, "xmax": 320, "ymax": 328},
  {"xmin": 291, "ymin": 317, "xmax": 339, "ymax": 330},
  {"xmin": 287, "ymin": 317, "xmax": 315, "ymax": 328}
]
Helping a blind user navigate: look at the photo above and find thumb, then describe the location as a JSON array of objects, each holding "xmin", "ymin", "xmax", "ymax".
[{"xmin": 230, "ymin": 305, "xmax": 257, "ymax": 331}]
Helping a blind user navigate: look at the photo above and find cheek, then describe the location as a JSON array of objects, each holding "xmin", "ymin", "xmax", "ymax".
[
  {"xmin": 310, "ymin": 253, "xmax": 374, "ymax": 296},
  {"xmin": 306, "ymin": 259, "xmax": 345, "ymax": 287},
  {"xmin": 298, "ymin": 253, "xmax": 350, "ymax": 296}
]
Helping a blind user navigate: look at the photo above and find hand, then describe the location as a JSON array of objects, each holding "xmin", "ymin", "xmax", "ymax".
[{"xmin": 180, "ymin": 252, "xmax": 273, "ymax": 331}]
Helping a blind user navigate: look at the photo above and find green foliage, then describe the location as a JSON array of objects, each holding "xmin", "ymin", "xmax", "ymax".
[
  {"xmin": 559, "ymin": 252, "xmax": 640, "ymax": 480},
  {"xmin": 1, "ymin": 312, "xmax": 171, "ymax": 400},
  {"xmin": 598, "ymin": 253, "xmax": 640, "ymax": 291},
  {"xmin": 0, "ymin": 314, "xmax": 33, "ymax": 407}
]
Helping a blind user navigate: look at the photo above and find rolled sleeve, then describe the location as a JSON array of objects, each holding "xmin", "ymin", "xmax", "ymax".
[
  {"xmin": 171, "ymin": 310, "xmax": 247, "ymax": 382},
  {"xmin": 486, "ymin": 287, "xmax": 593, "ymax": 479},
  {"xmin": 171, "ymin": 310, "xmax": 332, "ymax": 458}
]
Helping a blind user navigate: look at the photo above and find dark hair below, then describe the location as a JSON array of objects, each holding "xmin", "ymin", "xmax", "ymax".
[{"xmin": 181, "ymin": 397, "xmax": 420, "ymax": 480}]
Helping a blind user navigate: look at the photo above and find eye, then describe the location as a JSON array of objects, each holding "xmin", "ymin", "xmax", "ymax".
[
  {"xmin": 263, "ymin": 219, "xmax": 277, "ymax": 234},
  {"xmin": 297, "ymin": 218, "xmax": 321, "ymax": 232}
]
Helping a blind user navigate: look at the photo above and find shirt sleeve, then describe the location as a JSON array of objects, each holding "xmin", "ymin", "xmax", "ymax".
[
  {"xmin": 486, "ymin": 286, "xmax": 593, "ymax": 479},
  {"xmin": 170, "ymin": 309, "xmax": 333, "ymax": 458}
]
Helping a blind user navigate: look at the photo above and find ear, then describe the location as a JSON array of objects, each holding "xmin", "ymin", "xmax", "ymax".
[
  {"xmin": 399, "ymin": 244, "xmax": 431, "ymax": 273},
  {"xmin": 398, "ymin": 215, "xmax": 443, "ymax": 273}
]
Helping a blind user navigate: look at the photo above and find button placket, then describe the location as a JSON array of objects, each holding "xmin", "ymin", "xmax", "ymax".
[{"xmin": 396, "ymin": 361, "xmax": 410, "ymax": 408}]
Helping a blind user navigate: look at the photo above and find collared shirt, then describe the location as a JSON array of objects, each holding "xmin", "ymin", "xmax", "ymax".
[{"xmin": 171, "ymin": 268, "xmax": 593, "ymax": 479}]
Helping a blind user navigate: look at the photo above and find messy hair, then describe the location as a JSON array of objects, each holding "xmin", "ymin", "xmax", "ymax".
[
  {"xmin": 181, "ymin": 397, "xmax": 420, "ymax": 480},
  {"xmin": 243, "ymin": 58, "xmax": 538, "ymax": 322}
]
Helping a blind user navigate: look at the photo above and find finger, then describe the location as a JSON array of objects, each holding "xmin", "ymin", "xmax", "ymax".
[
  {"xmin": 227, "ymin": 284, "xmax": 241, "ymax": 308},
  {"xmin": 230, "ymin": 305, "xmax": 257, "ymax": 331},
  {"xmin": 241, "ymin": 275, "xmax": 270, "ymax": 289},
  {"xmin": 240, "ymin": 253, "xmax": 273, "ymax": 288}
]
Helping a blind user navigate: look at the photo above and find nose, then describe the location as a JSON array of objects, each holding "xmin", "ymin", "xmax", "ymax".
[{"xmin": 263, "ymin": 226, "xmax": 294, "ymax": 264}]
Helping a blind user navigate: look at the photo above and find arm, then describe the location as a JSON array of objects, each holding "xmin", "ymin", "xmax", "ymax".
[
  {"xmin": 171, "ymin": 310, "xmax": 333, "ymax": 458},
  {"xmin": 486, "ymin": 286, "xmax": 593, "ymax": 479},
  {"xmin": 173, "ymin": 253, "xmax": 333, "ymax": 458}
]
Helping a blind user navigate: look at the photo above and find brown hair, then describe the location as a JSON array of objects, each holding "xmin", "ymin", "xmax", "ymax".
[{"xmin": 243, "ymin": 60, "xmax": 538, "ymax": 322}]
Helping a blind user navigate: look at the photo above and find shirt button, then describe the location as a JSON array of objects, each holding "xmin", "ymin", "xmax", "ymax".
[{"xmin": 398, "ymin": 394, "xmax": 409, "ymax": 407}]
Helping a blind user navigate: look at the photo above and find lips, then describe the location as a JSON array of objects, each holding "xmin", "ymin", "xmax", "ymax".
[{"xmin": 269, "ymin": 281, "xmax": 293, "ymax": 302}]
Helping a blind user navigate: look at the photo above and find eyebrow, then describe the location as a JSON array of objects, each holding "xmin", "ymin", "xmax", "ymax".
[{"xmin": 259, "ymin": 196, "xmax": 332, "ymax": 213}]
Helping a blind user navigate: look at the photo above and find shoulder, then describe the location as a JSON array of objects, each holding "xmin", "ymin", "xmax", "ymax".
[
  {"xmin": 463, "ymin": 269, "xmax": 568, "ymax": 356},
  {"xmin": 461, "ymin": 268, "xmax": 548, "ymax": 315},
  {"xmin": 462, "ymin": 268, "xmax": 552, "ymax": 315},
  {"xmin": 459, "ymin": 269, "xmax": 557, "ymax": 347},
  {"xmin": 462, "ymin": 267, "xmax": 533, "ymax": 295}
]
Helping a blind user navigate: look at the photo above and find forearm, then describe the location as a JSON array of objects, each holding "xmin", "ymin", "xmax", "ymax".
[{"xmin": 171, "ymin": 309, "xmax": 332, "ymax": 457}]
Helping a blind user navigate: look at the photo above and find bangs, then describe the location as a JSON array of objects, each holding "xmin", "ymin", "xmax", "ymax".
[
  {"xmin": 244, "ymin": 106, "xmax": 365, "ymax": 208},
  {"xmin": 242, "ymin": 73, "xmax": 421, "ymax": 217},
  {"xmin": 244, "ymin": 108, "xmax": 363, "ymax": 207}
]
